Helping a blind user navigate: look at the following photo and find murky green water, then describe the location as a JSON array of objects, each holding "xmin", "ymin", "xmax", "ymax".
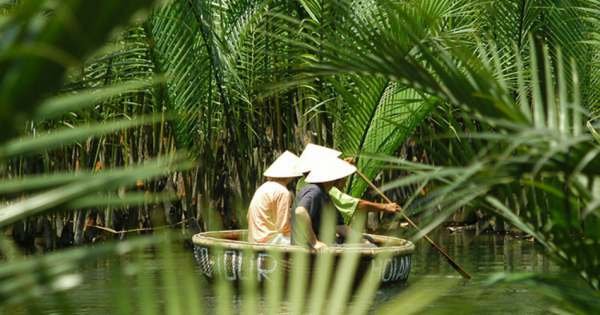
[
  {"xmin": 9, "ymin": 231, "xmax": 567, "ymax": 314},
  {"xmin": 378, "ymin": 231, "xmax": 561, "ymax": 314}
]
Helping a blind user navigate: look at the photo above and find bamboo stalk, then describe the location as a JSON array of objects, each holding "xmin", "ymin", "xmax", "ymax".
[{"xmin": 355, "ymin": 169, "xmax": 472, "ymax": 280}]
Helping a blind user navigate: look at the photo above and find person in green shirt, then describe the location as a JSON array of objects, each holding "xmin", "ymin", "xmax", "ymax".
[
  {"xmin": 328, "ymin": 185, "xmax": 399, "ymax": 224},
  {"xmin": 297, "ymin": 144, "xmax": 401, "ymax": 226}
]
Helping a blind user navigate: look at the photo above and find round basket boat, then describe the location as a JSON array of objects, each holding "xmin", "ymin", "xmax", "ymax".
[{"xmin": 192, "ymin": 230, "xmax": 414, "ymax": 286}]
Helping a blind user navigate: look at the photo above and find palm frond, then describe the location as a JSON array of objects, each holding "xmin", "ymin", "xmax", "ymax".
[
  {"xmin": 383, "ymin": 41, "xmax": 600, "ymax": 289},
  {"xmin": 146, "ymin": 1, "xmax": 213, "ymax": 152},
  {"xmin": 330, "ymin": 75, "xmax": 437, "ymax": 197},
  {"xmin": 0, "ymin": 0, "xmax": 156, "ymax": 143}
]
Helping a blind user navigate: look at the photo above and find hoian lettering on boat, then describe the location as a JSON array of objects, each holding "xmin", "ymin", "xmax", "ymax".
[
  {"xmin": 193, "ymin": 245, "xmax": 411, "ymax": 282},
  {"xmin": 194, "ymin": 246, "xmax": 278, "ymax": 281}
]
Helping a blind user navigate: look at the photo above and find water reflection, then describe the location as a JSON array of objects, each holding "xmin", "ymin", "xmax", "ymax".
[
  {"xmin": 9, "ymin": 231, "xmax": 563, "ymax": 314},
  {"xmin": 411, "ymin": 231, "xmax": 556, "ymax": 276},
  {"xmin": 398, "ymin": 231, "xmax": 560, "ymax": 315}
]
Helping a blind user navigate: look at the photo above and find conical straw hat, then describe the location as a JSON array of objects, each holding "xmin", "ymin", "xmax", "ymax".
[
  {"xmin": 305, "ymin": 157, "xmax": 356, "ymax": 183},
  {"xmin": 263, "ymin": 151, "xmax": 303, "ymax": 178},
  {"xmin": 298, "ymin": 143, "xmax": 342, "ymax": 173}
]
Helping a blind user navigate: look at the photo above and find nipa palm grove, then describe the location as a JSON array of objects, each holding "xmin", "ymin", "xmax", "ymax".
[{"xmin": 1, "ymin": 0, "xmax": 600, "ymax": 300}]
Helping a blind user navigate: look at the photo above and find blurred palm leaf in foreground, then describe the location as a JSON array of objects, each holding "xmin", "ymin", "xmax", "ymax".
[
  {"xmin": 2, "ymin": 0, "xmax": 600, "ymax": 314},
  {"xmin": 0, "ymin": 0, "xmax": 192, "ymax": 312},
  {"xmin": 277, "ymin": 0, "xmax": 600, "ymax": 313},
  {"xmin": 0, "ymin": 1, "xmax": 452, "ymax": 314},
  {"xmin": 386, "ymin": 41, "xmax": 600, "ymax": 293}
]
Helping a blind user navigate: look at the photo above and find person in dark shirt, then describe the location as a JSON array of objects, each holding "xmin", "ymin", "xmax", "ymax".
[
  {"xmin": 291, "ymin": 157, "xmax": 356, "ymax": 249},
  {"xmin": 297, "ymin": 143, "xmax": 401, "ymax": 224}
]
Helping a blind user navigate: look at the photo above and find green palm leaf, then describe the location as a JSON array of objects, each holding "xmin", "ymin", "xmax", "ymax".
[
  {"xmin": 331, "ymin": 75, "xmax": 437, "ymax": 197},
  {"xmin": 146, "ymin": 1, "xmax": 213, "ymax": 152},
  {"xmin": 0, "ymin": 0, "xmax": 157, "ymax": 143},
  {"xmin": 276, "ymin": 0, "xmax": 477, "ymax": 198},
  {"xmin": 381, "ymin": 41, "xmax": 600, "ymax": 290}
]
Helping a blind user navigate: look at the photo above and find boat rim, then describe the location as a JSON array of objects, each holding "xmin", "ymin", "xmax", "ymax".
[{"xmin": 192, "ymin": 229, "xmax": 415, "ymax": 256}]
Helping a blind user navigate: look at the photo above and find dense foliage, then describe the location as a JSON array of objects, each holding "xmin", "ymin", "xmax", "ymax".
[{"xmin": 1, "ymin": 0, "xmax": 600, "ymax": 314}]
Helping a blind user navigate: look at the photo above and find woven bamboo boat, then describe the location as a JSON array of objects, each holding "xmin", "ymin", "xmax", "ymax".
[{"xmin": 192, "ymin": 229, "xmax": 414, "ymax": 286}]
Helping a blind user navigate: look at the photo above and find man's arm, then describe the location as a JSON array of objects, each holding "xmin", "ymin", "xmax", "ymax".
[
  {"xmin": 357, "ymin": 199, "xmax": 401, "ymax": 213},
  {"xmin": 340, "ymin": 157, "xmax": 402, "ymax": 214},
  {"xmin": 294, "ymin": 206, "xmax": 326, "ymax": 249}
]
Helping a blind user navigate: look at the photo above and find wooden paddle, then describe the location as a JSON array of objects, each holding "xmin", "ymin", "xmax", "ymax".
[{"xmin": 355, "ymin": 169, "xmax": 472, "ymax": 280}]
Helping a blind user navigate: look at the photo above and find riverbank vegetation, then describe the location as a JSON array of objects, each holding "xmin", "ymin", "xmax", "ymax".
[{"xmin": 1, "ymin": 0, "xmax": 600, "ymax": 314}]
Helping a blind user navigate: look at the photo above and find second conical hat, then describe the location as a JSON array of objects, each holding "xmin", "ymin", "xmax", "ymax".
[
  {"xmin": 298, "ymin": 143, "xmax": 342, "ymax": 173},
  {"xmin": 263, "ymin": 151, "xmax": 303, "ymax": 178},
  {"xmin": 305, "ymin": 157, "xmax": 356, "ymax": 183}
]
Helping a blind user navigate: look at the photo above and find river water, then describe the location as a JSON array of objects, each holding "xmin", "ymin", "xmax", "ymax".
[
  {"xmin": 9, "ymin": 231, "xmax": 564, "ymax": 314},
  {"xmin": 377, "ymin": 231, "xmax": 560, "ymax": 314}
]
